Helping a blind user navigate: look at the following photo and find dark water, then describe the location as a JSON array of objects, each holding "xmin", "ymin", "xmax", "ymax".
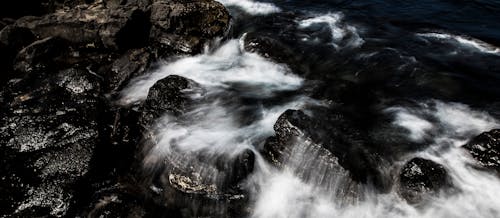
[
  {"xmin": 228, "ymin": 0, "xmax": 500, "ymax": 106},
  {"xmin": 122, "ymin": 1, "xmax": 500, "ymax": 217}
]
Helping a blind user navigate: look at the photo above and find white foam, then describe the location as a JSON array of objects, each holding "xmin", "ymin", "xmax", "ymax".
[
  {"xmin": 119, "ymin": 32, "xmax": 500, "ymax": 218},
  {"xmin": 298, "ymin": 13, "xmax": 364, "ymax": 49},
  {"xmin": 386, "ymin": 107, "xmax": 434, "ymax": 142},
  {"xmin": 216, "ymin": 0, "xmax": 281, "ymax": 15},
  {"xmin": 119, "ymin": 39, "xmax": 302, "ymax": 104},
  {"xmin": 256, "ymin": 100, "xmax": 500, "ymax": 218},
  {"xmin": 386, "ymin": 100, "xmax": 499, "ymax": 144},
  {"xmin": 120, "ymin": 37, "xmax": 320, "ymax": 164},
  {"xmin": 386, "ymin": 100, "xmax": 500, "ymax": 218},
  {"xmin": 417, "ymin": 32, "xmax": 500, "ymax": 55},
  {"xmin": 251, "ymin": 171, "xmax": 338, "ymax": 218},
  {"xmin": 148, "ymin": 95, "xmax": 318, "ymax": 157}
]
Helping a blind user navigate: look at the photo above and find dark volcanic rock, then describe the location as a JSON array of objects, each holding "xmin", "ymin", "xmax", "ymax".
[
  {"xmin": 263, "ymin": 109, "xmax": 389, "ymax": 191},
  {"xmin": 150, "ymin": 0, "xmax": 230, "ymax": 54},
  {"xmin": 0, "ymin": 0, "xmax": 233, "ymax": 216},
  {"xmin": 133, "ymin": 75, "xmax": 253, "ymax": 217},
  {"xmin": 463, "ymin": 129, "xmax": 500, "ymax": 174},
  {"xmin": 0, "ymin": 26, "xmax": 36, "ymax": 84},
  {"xmin": 13, "ymin": 37, "xmax": 68, "ymax": 74},
  {"xmin": 243, "ymin": 32, "xmax": 308, "ymax": 75},
  {"xmin": 399, "ymin": 157, "xmax": 451, "ymax": 204},
  {"xmin": 139, "ymin": 75, "xmax": 199, "ymax": 126},
  {"xmin": 13, "ymin": 2, "xmax": 151, "ymax": 51},
  {"xmin": 0, "ymin": 68, "xmax": 104, "ymax": 216},
  {"xmin": 105, "ymin": 48, "xmax": 153, "ymax": 93},
  {"xmin": 0, "ymin": 26, "xmax": 35, "ymax": 51},
  {"xmin": 140, "ymin": 150, "xmax": 252, "ymax": 218}
]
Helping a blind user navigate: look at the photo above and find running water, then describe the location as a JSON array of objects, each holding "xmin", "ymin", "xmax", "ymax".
[{"xmin": 120, "ymin": 0, "xmax": 500, "ymax": 217}]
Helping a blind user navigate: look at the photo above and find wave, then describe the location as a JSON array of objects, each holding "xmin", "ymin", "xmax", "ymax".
[
  {"xmin": 417, "ymin": 32, "xmax": 500, "ymax": 55},
  {"xmin": 216, "ymin": 0, "xmax": 281, "ymax": 15},
  {"xmin": 297, "ymin": 12, "xmax": 364, "ymax": 49}
]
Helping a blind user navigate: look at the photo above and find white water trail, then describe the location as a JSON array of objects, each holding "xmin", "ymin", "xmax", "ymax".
[
  {"xmin": 120, "ymin": 36, "xmax": 320, "ymax": 164},
  {"xmin": 298, "ymin": 12, "xmax": 364, "ymax": 49},
  {"xmin": 249, "ymin": 100, "xmax": 500, "ymax": 218},
  {"xmin": 216, "ymin": 0, "xmax": 281, "ymax": 15},
  {"xmin": 120, "ymin": 39, "xmax": 302, "ymax": 105},
  {"xmin": 119, "ymin": 34, "xmax": 500, "ymax": 217},
  {"xmin": 417, "ymin": 32, "xmax": 500, "ymax": 55}
]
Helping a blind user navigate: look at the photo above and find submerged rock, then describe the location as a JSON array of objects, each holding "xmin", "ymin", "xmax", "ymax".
[
  {"xmin": 132, "ymin": 75, "xmax": 253, "ymax": 217},
  {"xmin": 398, "ymin": 157, "xmax": 451, "ymax": 204},
  {"xmin": 243, "ymin": 32, "xmax": 307, "ymax": 75},
  {"xmin": 463, "ymin": 129, "xmax": 500, "ymax": 175}
]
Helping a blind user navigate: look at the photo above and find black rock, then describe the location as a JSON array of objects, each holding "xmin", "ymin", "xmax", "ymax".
[
  {"xmin": 0, "ymin": 25, "xmax": 35, "ymax": 52},
  {"xmin": 139, "ymin": 75, "xmax": 199, "ymax": 126},
  {"xmin": 243, "ymin": 32, "xmax": 308, "ymax": 75},
  {"xmin": 132, "ymin": 74, "xmax": 253, "ymax": 217},
  {"xmin": 138, "ymin": 150, "xmax": 252, "ymax": 218},
  {"xmin": 263, "ymin": 109, "xmax": 389, "ymax": 191},
  {"xmin": 463, "ymin": 129, "xmax": 500, "ymax": 175},
  {"xmin": 13, "ymin": 37, "xmax": 69, "ymax": 74},
  {"xmin": 0, "ymin": 68, "xmax": 104, "ymax": 217},
  {"xmin": 105, "ymin": 48, "xmax": 153, "ymax": 93},
  {"xmin": 399, "ymin": 157, "xmax": 451, "ymax": 204},
  {"xmin": 13, "ymin": 2, "xmax": 151, "ymax": 51},
  {"xmin": 149, "ymin": 0, "xmax": 230, "ymax": 54},
  {"xmin": 0, "ymin": 26, "xmax": 36, "ymax": 84}
]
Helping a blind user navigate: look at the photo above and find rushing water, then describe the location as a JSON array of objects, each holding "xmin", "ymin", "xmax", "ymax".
[{"xmin": 121, "ymin": 0, "xmax": 500, "ymax": 217}]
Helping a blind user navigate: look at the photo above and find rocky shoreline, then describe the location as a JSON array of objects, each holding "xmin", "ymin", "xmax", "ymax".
[
  {"xmin": 0, "ymin": 0, "xmax": 230, "ymax": 216},
  {"xmin": 1, "ymin": 0, "xmax": 499, "ymax": 217}
]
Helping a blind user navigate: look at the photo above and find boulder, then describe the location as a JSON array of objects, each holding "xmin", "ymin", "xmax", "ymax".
[
  {"xmin": 263, "ymin": 109, "xmax": 389, "ymax": 191},
  {"xmin": 13, "ymin": 37, "xmax": 69, "ymax": 74},
  {"xmin": 243, "ymin": 32, "xmax": 307, "ymax": 75},
  {"xmin": 132, "ymin": 75, "xmax": 253, "ymax": 217},
  {"xmin": 139, "ymin": 75, "xmax": 199, "ymax": 126},
  {"xmin": 463, "ymin": 129, "xmax": 500, "ymax": 174},
  {"xmin": 0, "ymin": 68, "xmax": 104, "ymax": 217},
  {"xmin": 140, "ymin": 150, "xmax": 252, "ymax": 218},
  {"xmin": 398, "ymin": 158, "xmax": 451, "ymax": 204},
  {"xmin": 149, "ymin": 0, "xmax": 230, "ymax": 54},
  {"xmin": 13, "ymin": 2, "xmax": 151, "ymax": 51},
  {"xmin": 0, "ymin": 0, "xmax": 234, "ymax": 216},
  {"xmin": 105, "ymin": 48, "xmax": 153, "ymax": 93}
]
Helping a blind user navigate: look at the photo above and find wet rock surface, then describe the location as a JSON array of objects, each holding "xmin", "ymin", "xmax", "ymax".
[
  {"xmin": 398, "ymin": 158, "xmax": 451, "ymax": 204},
  {"xmin": 0, "ymin": 0, "xmax": 230, "ymax": 217},
  {"xmin": 150, "ymin": 0, "xmax": 230, "ymax": 54},
  {"xmin": 263, "ymin": 109, "xmax": 389, "ymax": 191},
  {"xmin": 3, "ymin": 0, "xmax": 499, "ymax": 217},
  {"xmin": 139, "ymin": 75, "xmax": 199, "ymax": 126},
  {"xmin": 133, "ymin": 76, "xmax": 253, "ymax": 217},
  {"xmin": 463, "ymin": 129, "xmax": 500, "ymax": 174},
  {"xmin": 0, "ymin": 67, "xmax": 103, "ymax": 216}
]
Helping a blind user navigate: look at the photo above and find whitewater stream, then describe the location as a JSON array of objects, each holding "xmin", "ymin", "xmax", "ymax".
[{"xmin": 120, "ymin": 0, "xmax": 500, "ymax": 217}]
